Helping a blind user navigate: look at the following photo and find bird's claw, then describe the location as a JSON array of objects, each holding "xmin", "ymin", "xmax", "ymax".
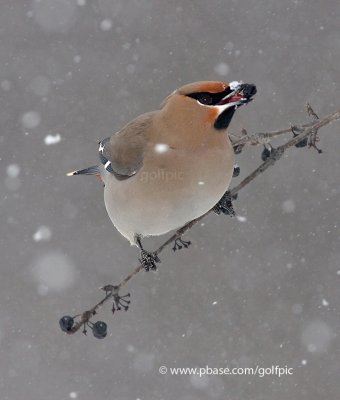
[
  {"xmin": 213, "ymin": 190, "xmax": 236, "ymax": 217},
  {"xmin": 172, "ymin": 238, "xmax": 192, "ymax": 252},
  {"xmin": 139, "ymin": 250, "xmax": 161, "ymax": 271}
]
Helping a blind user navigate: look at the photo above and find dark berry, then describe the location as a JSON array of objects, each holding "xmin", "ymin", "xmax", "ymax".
[
  {"xmin": 92, "ymin": 321, "xmax": 107, "ymax": 339},
  {"xmin": 233, "ymin": 145, "xmax": 244, "ymax": 154},
  {"xmin": 261, "ymin": 147, "xmax": 271, "ymax": 161},
  {"xmin": 233, "ymin": 164, "xmax": 240, "ymax": 177},
  {"xmin": 59, "ymin": 316, "xmax": 74, "ymax": 332},
  {"xmin": 295, "ymin": 137, "xmax": 308, "ymax": 148}
]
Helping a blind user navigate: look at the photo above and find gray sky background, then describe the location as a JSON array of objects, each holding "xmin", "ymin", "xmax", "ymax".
[{"xmin": 0, "ymin": 1, "xmax": 339, "ymax": 399}]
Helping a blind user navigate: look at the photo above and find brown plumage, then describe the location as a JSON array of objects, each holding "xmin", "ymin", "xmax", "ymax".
[{"xmin": 69, "ymin": 80, "xmax": 256, "ymax": 250}]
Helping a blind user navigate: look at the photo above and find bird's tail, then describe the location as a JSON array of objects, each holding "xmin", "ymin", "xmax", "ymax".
[{"xmin": 67, "ymin": 165, "xmax": 101, "ymax": 176}]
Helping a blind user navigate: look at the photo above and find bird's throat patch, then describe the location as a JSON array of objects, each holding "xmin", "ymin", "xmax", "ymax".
[
  {"xmin": 214, "ymin": 107, "xmax": 236, "ymax": 130},
  {"xmin": 207, "ymin": 107, "xmax": 220, "ymax": 124}
]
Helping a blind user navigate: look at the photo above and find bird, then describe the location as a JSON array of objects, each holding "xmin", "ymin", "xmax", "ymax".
[{"xmin": 68, "ymin": 80, "xmax": 256, "ymax": 270}]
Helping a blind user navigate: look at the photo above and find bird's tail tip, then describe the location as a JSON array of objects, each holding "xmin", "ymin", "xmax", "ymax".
[{"xmin": 66, "ymin": 165, "xmax": 100, "ymax": 176}]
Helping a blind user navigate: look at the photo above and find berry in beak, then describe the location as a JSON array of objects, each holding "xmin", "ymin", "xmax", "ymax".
[{"xmin": 218, "ymin": 82, "xmax": 257, "ymax": 107}]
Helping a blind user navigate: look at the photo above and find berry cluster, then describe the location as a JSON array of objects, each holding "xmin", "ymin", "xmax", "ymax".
[
  {"xmin": 261, "ymin": 145, "xmax": 272, "ymax": 161},
  {"xmin": 59, "ymin": 315, "xmax": 108, "ymax": 339},
  {"xmin": 233, "ymin": 164, "xmax": 240, "ymax": 177},
  {"xmin": 291, "ymin": 126, "xmax": 308, "ymax": 148},
  {"xmin": 260, "ymin": 126, "xmax": 321, "ymax": 163},
  {"xmin": 59, "ymin": 286, "xmax": 130, "ymax": 339}
]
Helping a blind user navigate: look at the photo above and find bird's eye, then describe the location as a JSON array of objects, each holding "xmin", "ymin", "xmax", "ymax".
[
  {"xmin": 198, "ymin": 94, "xmax": 213, "ymax": 105},
  {"xmin": 187, "ymin": 92, "xmax": 216, "ymax": 105}
]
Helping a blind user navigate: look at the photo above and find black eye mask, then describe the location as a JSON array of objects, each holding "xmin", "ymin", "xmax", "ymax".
[
  {"xmin": 187, "ymin": 83, "xmax": 257, "ymax": 130},
  {"xmin": 186, "ymin": 87, "xmax": 233, "ymax": 106}
]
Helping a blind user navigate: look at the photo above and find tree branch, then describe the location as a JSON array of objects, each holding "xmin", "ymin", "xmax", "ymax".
[
  {"xmin": 60, "ymin": 106, "xmax": 340, "ymax": 337},
  {"xmin": 230, "ymin": 107, "xmax": 340, "ymax": 147}
]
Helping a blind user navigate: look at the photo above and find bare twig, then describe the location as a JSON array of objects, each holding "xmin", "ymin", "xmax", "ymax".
[
  {"xmin": 62, "ymin": 107, "xmax": 340, "ymax": 336},
  {"xmin": 305, "ymin": 103, "xmax": 322, "ymax": 152},
  {"xmin": 306, "ymin": 102, "xmax": 319, "ymax": 120},
  {"xmin": 230, "ymin": 108, "xmax": 339, "ymax": 147}
]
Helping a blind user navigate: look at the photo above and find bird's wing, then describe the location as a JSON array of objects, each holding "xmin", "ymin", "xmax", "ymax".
[{"xmin": 99, "ymin": 112, "xmax": 155, "ymax": 179}]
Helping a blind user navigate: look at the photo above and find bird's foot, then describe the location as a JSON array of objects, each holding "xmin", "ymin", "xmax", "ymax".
[
  {"xmin": 101, "ymin": 285, "xmax": 131, "ymax": 314},
  {"xmin": 233, "ymin": 164, "xmax": 240, "ymax": 177},
  {"xmin": 139, "ymin": 250, "xmax": 161, "ymax": 271},
  {"xmin": 213, "ymin": 190, "xmax": 236, "ymax": 217},
  {"xmin": 172, "ymin": 237, "xmax": 192, "ymax": 252},
  {"xmin": 135, "ymin": 235, "xmax": 161, "ymax": 271}
]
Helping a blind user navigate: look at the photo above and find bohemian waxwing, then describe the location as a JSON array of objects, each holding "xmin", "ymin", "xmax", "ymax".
[{"xmin": 68, "ymin": 80, "xmax": 256, "ymax": 270}]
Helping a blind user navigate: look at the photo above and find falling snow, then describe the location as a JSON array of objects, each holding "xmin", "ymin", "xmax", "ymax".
[
  {"xmin": 21, "ymin": 111, "xmax": 41, "ymax": 129},
  {"xmin": 1, "ymin": 1, "xmax": 339, "ymax": 399},
  {"xmin": 301, "ymin": 320, "xmax": 334, "ymax": 353},
  {"xmin": 31, "ymin": 251, "xmax": 77, "ymax": 293},
  {"xmin": 133, "ymin": 353, "xmax": 155, "ymax": 373},
  {"xmin": 6, "ymin": 164, "xmax": 20, "ymax": 178},
  {"xmin": 5, "ymin": 164, "xmax": 21, "ymax": 191},
  {"xmin": 190, "ymin": 374, "xmax": 210, "ymax": 389},
  {"xmin": 322, "ymin": 298, "xmax": 329, "ymax": 307},
  {"xmin": 1, "ymin": 80, "xmax": 11, "ymax": 91},
  {"xmin": 154, "ymin": 143, "xmax": 169, "ymax": 153},
  {"xmin": 33, "ymin": 226, "xmax": 52, "ymax": 242},
  {"xmin": 224, "ymin": 41, "xmax": 234, "ymax": 51},
  {"xmin": 214, "ymin": 62, "xmax": 230, "ymax": 76},
  {"xmin": 292, "ymin": 303, "xmax": 303, "ymax": 314},
  {"xmin": 73, "ymin": 55, "xmax": 82, "ymax": 63},
  {"xmin": 28, "ymin": 76, "xmax": 51, "ymax": 97},
  {"xmin": 100, "ymin": 19, "xmax": 113, "ymax": 31},
  {"xmin": 282, "ymin": 199, "xmax": 296, "ymax": 213},
  {"xmin": 44, "ymin": 133, "xmax": 61, "ymax": 145},
  {"xmin": 229, "ymin": 81, "xmax": 241, "ymax": 90},
  {"xmin": 33, "ymin": 0, "xmax": 77, "ymax": 33}
]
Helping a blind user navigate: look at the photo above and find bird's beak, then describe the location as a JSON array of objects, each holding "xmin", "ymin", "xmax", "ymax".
[
  {"xmin": 217, "ymin": 82, "xmax": 257, "ymax": 107},
  {"xmin": 67, "ymin": 165, "xmax": 100, "ymax": 176}
]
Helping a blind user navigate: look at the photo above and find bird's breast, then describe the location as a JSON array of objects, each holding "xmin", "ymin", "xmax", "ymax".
[{"xmin": 103, "ymin": 136, "xmax": 234, "ymax": 243}]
